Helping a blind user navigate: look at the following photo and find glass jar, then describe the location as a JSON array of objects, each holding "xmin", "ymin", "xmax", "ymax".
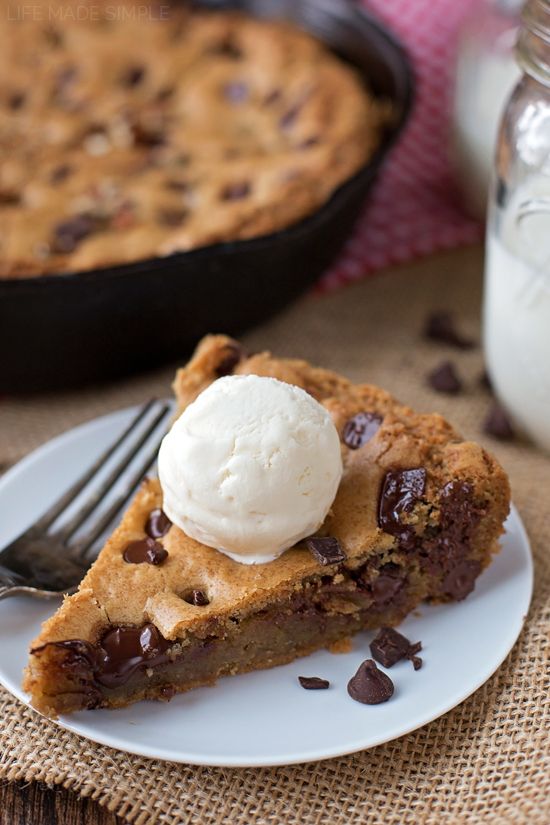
[
  {"xmin": 452, "ymin": 0, "xmax": 523, "ymax": 220},
  {"xmin": 484, "ymin": 0, "xmax": 550, "ymax": 452}
]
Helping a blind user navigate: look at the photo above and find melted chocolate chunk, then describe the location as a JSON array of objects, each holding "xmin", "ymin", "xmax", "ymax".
[
  {"xmin": 305, "ymin": 536, "xmax": 346, "ymax": 566},
  {"xmin": 215, "ymin": 343, "xmax": 243, "ymax": 376},
  {"xmin": 425, "ymin": 311, "xmax": 475, "ymax": 349},
  {"xmin": 343, "ymin": 412, "xmax": 383, "ymax": 450},
  {"xmin": 483, "ymin": 402, "xmax": 515, "ymax": 440},
  {"xmin": 378, "ymin": 468, "xmax": 427, "ymax": 545},
  {"xmin": 145, "ymin": 508, "xmax": 172, "ymax": 539},
  {"xmin": 371, "ymin": 565, "xmax": 405, "ymax": 607},
  {"xmin": 220, "ymin": 181, "xmax": 250, "ymax": 201},
  {"xmin": 51, "ymin": 214, "xmax": 97, "ymax": 253},
  {"xmin": 183, "ymin": 589, "xmax": 210, "ymax": 607},
  {"xmin": 298, "ymin": 676, "xmax": 330, "ymax": 690},
  {"xmin": 428, "ymin": 361, "xmax": 462, "ymax": 394},
  {"xmin": 42, "ymin": 623, "xmax": 173, "ymax": 690},
  {"xmin": 442, "ymin": 559, "xmax": 481, "ymax": 600},
  {"xmin": 370, "ymin": 627, "xmax": 422, "ymax": 669},
  {"xmin": 223, "ymin": 81, "xmax": 248, "ymax": 103},
  {"xmin": 122, "ymin": 537, "xmax": 168, "ymax": 565},
  {"xmin": 347, "ymin": 659, "xmax": 394, "ymax": 704}
]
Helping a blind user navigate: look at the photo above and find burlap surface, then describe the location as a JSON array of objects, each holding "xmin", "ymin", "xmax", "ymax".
[{"xmin": 0, "ymin": 246, "xmax": 548, "ymax": 824}]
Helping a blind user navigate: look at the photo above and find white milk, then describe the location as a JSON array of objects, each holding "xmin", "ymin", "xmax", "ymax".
[
  {"xmin": 484, "ymin": 182, "xmax": 550, "ymax": 451},
  {"xmin": 452, "ymin": 28, "xmax": 520, "ymax": 220}
]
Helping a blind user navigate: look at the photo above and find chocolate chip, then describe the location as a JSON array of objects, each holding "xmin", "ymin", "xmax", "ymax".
[
  {"xmin": 305, "ymin": 536, "xmax": 346, "ymax": 566},
  {"xmin": 145, "ymin": 508, "xmax": 172, "ymax": 539},
  {"xmin": 160, "ymin": 685, "xmax": 176, "ymax": 700},
  {"xmin": 411, "ymin": 655, "xmax": 423, "ymax": 670},
  {"xmin": 299, "ymin": 136, "xmax": 320, "ymax": 149},
  {"xmin": 370, "ymin": 627, "xmax": 422, "ymax": 669},
  {"xmin": 157, "ymin": 208, "xmax": 188, "ymax": 227},
  {"xmin": 215, "ymin": 343, "xmax": 243, "ymax": 376},
  {"xmin": 347, "ymin": 659, "xmax": 394, "ymax": 704},
  {"xmin": 122, "ymin": 537, "xmax": 168, "ymax": 565},
  {"xmin": 210, "ymin": 38, "xmax": 242, "ymax": 59},
  {"xmin": 183, "ymin": 589, "xmax": 210, "ymax": 607},
  {"xmin": 378, "ymin": 468, "xmax": 427, "ymax": 543},
  {"xmin": 298, "ymin": 676, "xmax": 330, "ymax": 690},
  {"xmin": 131, "ymin": 122, "xmax": 166, "ymax": 148},
  {"xmin": 483, "ymin": 402, "xmax": 515, "ymax": 440},
  {"xmin": 428, "ymin": 360, "xmax": 462, "ymax": 394},
  {"xmin": 424, "ymin": 311, "xmax": 475, "ymax": 349},
  {"xmin": 343, "ymin": 412, "xmax": 383, "ymax": 449},
  {"xmin": 442, "ymin": 559, "xmax": 481, "ymax": 600},
  {"xmin": 223, "ymin": 81, "xmax": 248, "ymax": 103},
  {"xmin": 122, "ymin": 64, "xmax": 146, "ymax": 87},
  {"xmin": 280, "ymin": 102, "xmax": 303, "ymax": 130},
  {"xmin": 42, "ymin": 623, "xmax": 173, "ymax": 690},
  {"xmin": 8, "ymin": 91, "xmax": 26, "ymax": 110},
  {"xmin": 50, "ymin": 163, "xmax": 73, "ymax": 185},
  {"xmin": 264, "ymin": 89, "xmax": 282, "ymax": 105},
  {"xmin": 220, "ymin": 181, "xmax": 250, "ymax": 201},
  {"xmin": 164, "ymin": 179, "xmax": 190, "ymax": 193},
  {"xmin": 51, "ymin": 214, "xmax": 97, "ymax": 253},
  {"xmin": 371, "ymin": 565, "xmax": 405, "ymax": 607}
]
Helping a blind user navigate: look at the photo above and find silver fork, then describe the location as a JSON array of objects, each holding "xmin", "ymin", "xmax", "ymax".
[{"xmin": 0, "ymin": 400, "xmax": 173, "ymax": 601}]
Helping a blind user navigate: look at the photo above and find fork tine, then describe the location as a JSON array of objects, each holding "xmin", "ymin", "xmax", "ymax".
[
  {"xmin": 57, "ymin": 402, "xmax": 172, "ymax": 544},
  {"xmin": 33, "ymin": 399, "xmax": 157, "ymax": 533},
  {"xmin": 75, "ymin": 424, "xmax": 169, "ymax": 558}
]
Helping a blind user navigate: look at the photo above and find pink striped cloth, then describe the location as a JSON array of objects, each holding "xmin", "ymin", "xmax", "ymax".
[{"xmin": 321, "ymin": 0, "xmax": 482, "ymax": 291}]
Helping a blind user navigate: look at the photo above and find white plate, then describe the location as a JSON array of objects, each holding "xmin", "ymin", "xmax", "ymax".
[{"xmin": 0, "ymin": 407, "xmax": 533, "ymax": 767}]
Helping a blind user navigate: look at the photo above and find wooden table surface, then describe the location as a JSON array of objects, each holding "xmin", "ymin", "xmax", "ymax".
[{"xmin": 0, "ymin": 781, "xmax": 122, "ymax": 824}]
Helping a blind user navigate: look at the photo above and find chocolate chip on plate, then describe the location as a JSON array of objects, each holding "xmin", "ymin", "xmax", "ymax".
[
  {"xmin": 428, "ymin": 360, "xmax": 462, "ymax": 394},
  {"xmin": 370, "ymin": 627, "xmax": 422, "ymax": 669},
  {"xmin": 483, "ymin": 402, "xmax": 515, "ymax": 440},
  {"xmin": 424, "ymin": 311, "xmax": 475, "ymax": 349},
  {"xmin": 343, "ymin": 412, "xmax": 383, "ymax": 450},
  {"xmin": 215, "ymin": 343, "xmax": 243, "ymax": 376},
  {"xmin": 347, "ymin": 659, "xmax": 394, "ymax": 704},
  {"xmin": 123, "ymin": 537, "xmax": 168, "ymax": 565},
  {"xmin": 145, "ymin": 508, "xmax": 172, "ymax": 539},
  {"xmin": 298, "ymin": 676, "xmax": 330, "ymax": 690},
  {"xmin": 378, "ymin": 468, "xmax": 427, "ymax": 538},
  {"xmin": 305, "ymin": 536, "xmax": 346, "ymax": 566}
]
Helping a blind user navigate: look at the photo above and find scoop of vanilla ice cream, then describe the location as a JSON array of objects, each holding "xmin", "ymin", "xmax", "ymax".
[{"xmin": 158, "ymin": 374, "xmax": 343, "ymax": 564}]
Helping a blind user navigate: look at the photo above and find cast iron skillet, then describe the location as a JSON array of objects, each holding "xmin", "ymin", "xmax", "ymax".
[{"xmin": 0, "ymin": 0, "xmax": 413, "ymax": 391}]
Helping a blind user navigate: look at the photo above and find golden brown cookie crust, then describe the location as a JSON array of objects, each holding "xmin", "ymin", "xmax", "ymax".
[{"xmin": 0, "ymin": 2, "xmax": 388, "ymax": 278}]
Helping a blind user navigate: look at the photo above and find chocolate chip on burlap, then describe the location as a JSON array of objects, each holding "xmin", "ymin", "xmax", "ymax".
[
  {"xmin": 428, "ymin": 360, "xmax": 462, "ymax": 394},
  {"xmin": 424, "ymin": 310, "xmax": 475, "ymax": 349},
  {"xmin": 484, "ymin": 402, "xmax": 515, "ymax": 440}
]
